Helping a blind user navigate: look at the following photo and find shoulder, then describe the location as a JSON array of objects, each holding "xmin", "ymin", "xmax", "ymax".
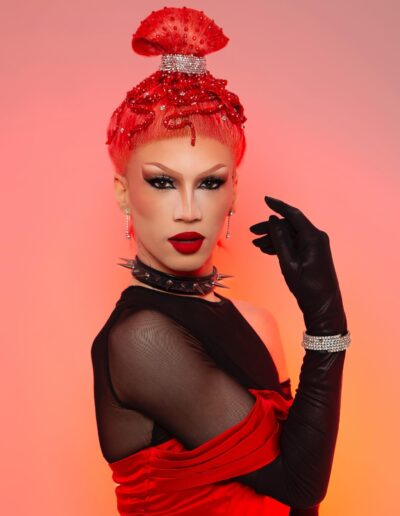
[
  {"xmin": 108, "ymin": 307, "xmax": 209, "ymax": 362},
  {"xmin": 230, "ymin": 298, "xmax": 290, "ymax": 383},
  {"xmin": 109, "ymin": 308, "xmax": 191, "ymax": 349}
]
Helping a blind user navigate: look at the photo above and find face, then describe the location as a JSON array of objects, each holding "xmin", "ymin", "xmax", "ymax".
[{"xmin": 114, "ymin": 136, "xmax": 237, "ymax": 276}]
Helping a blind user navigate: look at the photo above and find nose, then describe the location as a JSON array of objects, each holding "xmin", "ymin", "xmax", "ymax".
[{"xmin": 173, "ymin": 188, "xmax": 202, "ymax": 222}]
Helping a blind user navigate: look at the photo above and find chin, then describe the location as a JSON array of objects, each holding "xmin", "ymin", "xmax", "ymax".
[
  {"xmin": 139, "ymin": 241, "xmax": 214, "ymax": 274},
  {"xmin": 162, "ymin": 251, "xmax": 212, "ymax": 275},
  {"xmin": 167, "ymin": 255, "xmax": 209, "ymax": 272}
]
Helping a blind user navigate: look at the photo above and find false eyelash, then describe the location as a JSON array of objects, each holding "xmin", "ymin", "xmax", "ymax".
[{"xmin": 146, "ymin": 175, "xmax": 226, "ymax": 190}]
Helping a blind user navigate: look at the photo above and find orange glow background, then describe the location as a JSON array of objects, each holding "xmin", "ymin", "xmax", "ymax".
[{"xmin": 2, "ymin": 1, "xmax": 399, "ymax": 514}]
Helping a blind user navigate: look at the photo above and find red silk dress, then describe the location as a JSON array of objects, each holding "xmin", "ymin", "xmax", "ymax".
[{"xmin": 108, "ymin": 388, "xmax": 293, "ymax": 515}]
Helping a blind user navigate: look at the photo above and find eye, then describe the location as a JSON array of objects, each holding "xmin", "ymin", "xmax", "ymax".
[
  {"xmin": 145, "ymin": 175, "xmax": 175, "ymax": 189},
  {"xmin": 200, "ymin": 177, "xmax": 226, "ymax": 190}
]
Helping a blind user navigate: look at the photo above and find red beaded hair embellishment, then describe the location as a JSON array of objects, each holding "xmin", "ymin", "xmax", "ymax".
[{"xmin": 106, "ymin": 6, "xmax": 247, "ymax": 149}]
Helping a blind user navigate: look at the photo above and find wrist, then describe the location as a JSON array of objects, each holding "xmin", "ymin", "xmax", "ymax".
[
  {"xmin": 306, "ymin": 328, "xmax": 348, "ymax": 337},
  {"xmin": 304, "ymin": 312, "xmax": 347, "ymax": 337}
]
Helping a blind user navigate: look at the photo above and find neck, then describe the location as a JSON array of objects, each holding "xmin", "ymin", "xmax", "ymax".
[
  {"xmin": 130, "ymin": 276, "xmax": 222, "ymax": 303},
  {"xmin": 116, "ymin": 253, "xmax": 233, "ymax": 300},
  {"xmin": 135, "ymin": 251, "xmax": 215, "ymax": 277}
]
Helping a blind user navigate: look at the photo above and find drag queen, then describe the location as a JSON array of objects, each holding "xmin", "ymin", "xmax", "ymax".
[{"xmin": 91, "ymin": 7, "xmax": 350, "ymax": 515}]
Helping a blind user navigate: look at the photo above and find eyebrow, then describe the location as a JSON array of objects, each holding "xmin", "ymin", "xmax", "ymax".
[{"xmin": 143, "ymin": 162, "xmax": 228, "ymax": 177}]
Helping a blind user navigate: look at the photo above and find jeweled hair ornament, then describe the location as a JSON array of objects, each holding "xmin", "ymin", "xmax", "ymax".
[
  {"xmin": 106, "ymin": 6, "xmax": 246, "ymax": 150},
  {"xmin": 159, "ymin": 53, "xmax": 207, "ymax": 75}
]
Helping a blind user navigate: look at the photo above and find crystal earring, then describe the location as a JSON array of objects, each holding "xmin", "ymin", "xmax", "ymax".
[
  {"xmin": 124, "ymin": 208, "xmax": 131, "ymax": 239},
  {"xmin": 225, "ymin": 209, "xmax": 234, "ymax": 239}
]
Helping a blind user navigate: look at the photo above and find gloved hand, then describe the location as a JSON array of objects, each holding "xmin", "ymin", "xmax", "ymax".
[{"xmin": 249, "ymin": 196, "xmax": 347, "ymax": 337}]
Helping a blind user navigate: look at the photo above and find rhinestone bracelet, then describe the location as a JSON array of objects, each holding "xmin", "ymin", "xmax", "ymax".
[{"xmin": 301, "ymin": 331, "xmax": 351, "ymax": 352}]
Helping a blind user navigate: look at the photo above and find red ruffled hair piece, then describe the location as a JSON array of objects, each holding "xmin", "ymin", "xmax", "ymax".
[
  {"xmin": 131, "ymin": 6, "xmax": 229, "ymax": 57},
  {"xmin": 106, "ymin": 6, "xmax": 247, "ymax": 162}
]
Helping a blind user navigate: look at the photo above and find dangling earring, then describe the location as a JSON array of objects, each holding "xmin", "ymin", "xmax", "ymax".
[
  {"xmin": 124, "ymin": 208, "xmax": 131, "ymax": 239},
  {"xmin": 225, "ymin": 209, "xmax": 234, "ymax": 239}
]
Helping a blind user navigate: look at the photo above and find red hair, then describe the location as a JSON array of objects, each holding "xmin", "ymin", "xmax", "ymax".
[{"xmin": 106, "ymin": 6, "xmax": 247, "ymax": 175}]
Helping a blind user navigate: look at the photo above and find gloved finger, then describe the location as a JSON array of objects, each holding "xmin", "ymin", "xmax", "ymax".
[
  {"xmin": 252, "ymin": 221, "xmax": 294, "ymax": 257},
  {"xmin": 264, "ymin": 196, "xmax": 320, "ymax": 236},
  {"xmin": 259, "ymin": 244, "xmax": 276, "ymax": 255},
  {"xmin": 249, "ymin": 218, "xmax": 297, "ymax": 239},
  {"xmin": 251, "ymin": 234, "xmax": 271, "ymax": 246},
  {"xmin": 252, "ymin": 234, "xmax": 276, "ymax": 254},
  {"xmin": 268, "ymin": 216, "xmax": 298, "ymax": 274}
]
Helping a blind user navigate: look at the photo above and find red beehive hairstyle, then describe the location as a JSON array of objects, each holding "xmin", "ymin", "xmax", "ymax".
[{"xmin": 106, "ymin": 6, "xmax": 247, "ymax": 175}]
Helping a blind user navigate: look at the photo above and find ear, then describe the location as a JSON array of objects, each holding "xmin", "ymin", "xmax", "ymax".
[{"xmin": 114, "ymin": 173, "xmax": 130, "ymax": 212}]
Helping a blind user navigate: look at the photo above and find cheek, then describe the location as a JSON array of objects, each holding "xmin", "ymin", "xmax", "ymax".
[
  {"xmin": 128, "ymin": 189, "xmax": 167, "ymax": 236},
  {"xmin": 209, "ymin": 203, "xmax": 229, "ymax": 223},
  {"xmin": 129, "ymin": 184, "xmax": 168, "ymax": 217},
  {"xmin": 203, "ymin": 190, "xmax": 232, "ymax": 220}
]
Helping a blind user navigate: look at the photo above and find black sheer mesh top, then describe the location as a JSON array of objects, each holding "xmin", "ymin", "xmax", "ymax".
[
  {"xmin": 91, "ymin": 285, "xmax": 291, "ymax": 463},
  {"xmin": 91, "ymin": 284, "xmax": 346, "ymax": 511}
]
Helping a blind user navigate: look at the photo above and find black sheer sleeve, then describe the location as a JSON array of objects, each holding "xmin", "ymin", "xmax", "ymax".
[{"xmin": 108, "ymin": 308, "xmax": 346, "ymax": 511}]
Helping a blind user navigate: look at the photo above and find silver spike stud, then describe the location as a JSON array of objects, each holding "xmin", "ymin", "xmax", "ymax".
[
  {"xmin": 134, "ymin": 271, "xmax": 151, "ymax": 279},
  {"xmin": 216, "ymin": 273, "xmax": 234, "ymax": 280},
  {"xmin": 117, "ymin": 257, "xmax": 135, "ymax": 269},
  {"xmin": 193, "ymin": 282, "xmax": 207, "ymax": 295},
  {"xmin": 211, "ymin": 281, "xmax": 230, "ymax": 289}
]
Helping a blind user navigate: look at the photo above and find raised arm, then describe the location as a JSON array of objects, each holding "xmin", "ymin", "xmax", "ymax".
[{"xmin": 248, "ymin": 196, "xmax": 351, "ymax": 512}]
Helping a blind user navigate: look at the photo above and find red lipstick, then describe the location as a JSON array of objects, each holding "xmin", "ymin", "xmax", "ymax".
[
  {"xmin": 169, "ymin": 232, "xmax": 204, "ymax": 240},
  {"xmin": 168, "ymin": 232, "xmax": 205, "ymax": 255}
]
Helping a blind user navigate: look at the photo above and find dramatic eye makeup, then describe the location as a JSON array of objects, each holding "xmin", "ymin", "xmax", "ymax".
[
  {"xmin": 142, "ymin": 163, "xmax": 229, "ymax": 191},
  {"xmin": 144, "ymin": 174, "xmax": 226, "ymax": 190}
]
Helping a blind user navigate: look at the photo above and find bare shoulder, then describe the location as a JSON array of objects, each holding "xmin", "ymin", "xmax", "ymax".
[{"xmin": 230, "ymin": 298, "xmax": 290, "ymax": 383}]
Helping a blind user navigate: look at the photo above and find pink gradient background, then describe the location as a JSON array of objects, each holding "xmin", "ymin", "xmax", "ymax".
[{"xmin": 2, "ymin": 1, "xmax": 399, "ymax": 514}]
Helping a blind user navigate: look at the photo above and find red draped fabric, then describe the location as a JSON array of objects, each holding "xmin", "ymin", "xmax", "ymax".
[{"xmin": 108, "ymin": 388, "xmax": 294, "ymax": 515}]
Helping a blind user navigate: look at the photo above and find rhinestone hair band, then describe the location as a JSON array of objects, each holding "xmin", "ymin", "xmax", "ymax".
[{"xmin": 159, "ymin": 54, "xmax": 207, "ymax": 75}]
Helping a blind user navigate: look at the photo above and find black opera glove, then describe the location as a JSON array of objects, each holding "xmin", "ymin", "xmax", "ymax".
[{"xmin": 250, "ymin": 196, "xmax": 347, "ymax": 337}]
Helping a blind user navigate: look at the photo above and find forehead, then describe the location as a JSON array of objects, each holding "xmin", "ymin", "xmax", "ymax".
[{"xmin": 128, "ymin": 136, "xmax": 234, "ymax": 170}]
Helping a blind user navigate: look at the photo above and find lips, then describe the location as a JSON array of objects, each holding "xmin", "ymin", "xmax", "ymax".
[
  {"xmin": 168, "ymin": 232, "xmax": 205, "ymax": 255},
  {"xmin": 168, "ymin": 232, "xmax": 204, "ymax": 241}
]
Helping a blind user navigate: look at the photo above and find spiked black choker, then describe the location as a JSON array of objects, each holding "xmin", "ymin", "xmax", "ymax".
[{"xmin": 117, "ymin": 255, "xmax": 233, "ymax": 295}]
